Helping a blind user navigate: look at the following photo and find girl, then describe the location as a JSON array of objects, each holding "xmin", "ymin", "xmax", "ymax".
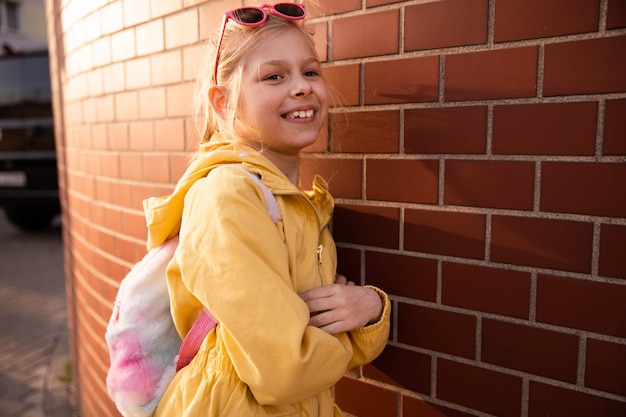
[{"xmin": 147, "ymin": 3, "xmax": 391, "ymax": 416}]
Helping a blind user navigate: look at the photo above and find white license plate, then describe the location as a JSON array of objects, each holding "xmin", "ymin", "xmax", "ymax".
[{"xmin": 0, "ymin": 171, "xmax": 27, "ymax": 187}]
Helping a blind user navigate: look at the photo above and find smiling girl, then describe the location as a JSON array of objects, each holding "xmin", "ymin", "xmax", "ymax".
[{"xmin": 147, "ymin": 3, "xmax": 390, "ymax": 416}]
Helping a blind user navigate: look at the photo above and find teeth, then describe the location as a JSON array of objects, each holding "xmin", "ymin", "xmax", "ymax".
[{"xmin": 286, "ymin": 109, "xmax": 314, "ymax": 119}]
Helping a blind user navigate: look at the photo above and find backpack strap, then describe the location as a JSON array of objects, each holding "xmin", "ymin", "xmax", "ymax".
[{"xmin": 175, "ymin": 166, "xmax": 281, "ymax": 371}]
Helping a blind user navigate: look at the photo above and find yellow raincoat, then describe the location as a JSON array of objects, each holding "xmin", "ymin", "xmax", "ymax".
[{"xmin": 146, "ymin": 140, "xmax": 390, "ymax": 417}]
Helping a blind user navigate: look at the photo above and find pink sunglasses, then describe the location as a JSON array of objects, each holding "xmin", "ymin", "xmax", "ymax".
[{"xmin": 213, "ymin": 3, "xmax": 307, "ymax": 83}]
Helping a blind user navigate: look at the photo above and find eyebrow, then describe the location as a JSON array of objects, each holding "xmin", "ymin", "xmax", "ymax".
[{"xmin": 260, "ymin": 57, "xmax": 320, "ymax": 67}]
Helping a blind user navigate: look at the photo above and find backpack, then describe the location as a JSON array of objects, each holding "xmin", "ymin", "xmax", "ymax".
[{"xmin": 105, "ymin": 167, "xmax": 281, "ymax": 417}]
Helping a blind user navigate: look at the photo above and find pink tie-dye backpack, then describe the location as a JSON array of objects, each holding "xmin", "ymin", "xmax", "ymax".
[{"xmin": 105, "ymin": 168, "xmax": 281, "ymax": 417}]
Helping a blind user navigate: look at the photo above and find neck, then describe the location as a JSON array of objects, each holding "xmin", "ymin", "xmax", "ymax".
[{"xmin": 263, "ymin": 149, "xmax": 300, "ymax": 185}]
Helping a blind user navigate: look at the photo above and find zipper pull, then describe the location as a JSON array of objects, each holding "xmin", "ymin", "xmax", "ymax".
[{"xmin": 316, "ymin": 244, "xmax": 323, "ymax": 265}]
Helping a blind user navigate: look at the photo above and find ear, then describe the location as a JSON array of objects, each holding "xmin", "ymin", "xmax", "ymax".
[{"xmin": 208, "ymin": 86, "xmax": 227, "ymax": 119}]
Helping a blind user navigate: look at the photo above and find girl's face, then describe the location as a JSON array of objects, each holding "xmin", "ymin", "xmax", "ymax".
[{"xmin": 236, "ymin": 25, "xmax": 329, "ymax": 157}]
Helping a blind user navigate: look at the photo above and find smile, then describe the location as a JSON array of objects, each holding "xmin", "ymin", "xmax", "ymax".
[{"xmin": 284, "ymin": 109, "xmax": 315, "ymax": 119}]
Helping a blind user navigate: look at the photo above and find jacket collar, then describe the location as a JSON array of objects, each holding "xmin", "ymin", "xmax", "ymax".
[{"xmin": 143, "ymin": 140, "xmax": 332, "ymax": 250}]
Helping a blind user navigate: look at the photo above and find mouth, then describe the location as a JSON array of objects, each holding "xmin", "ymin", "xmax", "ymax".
[{"xmin": 283, "ymin": 109, "xmax": 315, "ymax": 119}]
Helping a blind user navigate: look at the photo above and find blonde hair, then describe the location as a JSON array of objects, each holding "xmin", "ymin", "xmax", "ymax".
[{"xmin": 194, "ymin": 13, "xmax": 319, "ymax": 147}]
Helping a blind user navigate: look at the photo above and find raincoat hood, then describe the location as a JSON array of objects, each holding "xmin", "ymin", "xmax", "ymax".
[{"xmin": 142, "ymin": 140, "xmax": 329, "ymax": 250}]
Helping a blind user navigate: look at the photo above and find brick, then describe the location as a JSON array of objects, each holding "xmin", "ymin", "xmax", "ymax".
[
  {"xmin": 129, "ymin": 121, "xmax": 155, "ymax": 150},
  {"xmin": 311, "ymin": 21, "xmax": 327, "ymax": 63},
  {"xmin": 494, "ymin": 0, "xmax": 599, "ymax": 42},
  {"xmin": 405, "ymin": 106, "xmax": 487, "ymax": 154},
  {"xmin": 101, "ymin": 1, "xmax": 124, "ymax": 35},
  {"xmin": 120, "ymin": 153, "xmax": 143, "ymax": 181},
  {"xmin": 365, "ymin": 251, "xmax": 438, "ymax": 301},
  {"xmin": 405, "ymin": 0, "xmax": 487, "ymax": 51},
  {"xmin": 336, "ymin": 247, "xmax": 360, "ymax": 284},
  {"xmin": 493, "ymin": 102, "xmax": 597, "ymax": 156},
  {"xmin": 166, "ymin": 83, "xmax": 194, "ymax": 117},
  {"xmin": 83, "ymin": 11, "xmax": 101, "ymax": 43},
  {"xmin": 367, "ymin": 0, "xmax": 403, "ymax": 5},
  {"xmin": 403, "ymin": 396, "xmax": 476, "ymax": 417},
  {"xmin": 323, "ymin": 64, "xmax": 360, "ymax": 107},
  {"xmin": 124, "ymin": 0, "xmax": 151, "ymax": 27},
  {"xmin": 182, "ymin": 45, "xmax": 204, "ymax": 81},
  {"xmin": 136, "ymin": 20, "xmax": 164, "ymax": 56},
  {"xmin": 541, "ymin": 162, "xmax": 626, "ymax": 217},
  {"xmin": 331, "ymin": 111, "xmax": 399, "ymax": 153},
  {"xmin": 96, "ymin": 179, "xmax": 111, "ymax": 203},
  {"xmin": 364, "ymin": 345, "xmax": 431, "ymax": 394},
  {"xmin": 537, "ymin": 274, "xmax": 626, "ymax": 338},
  {"xmin": 115, "ymin": 91, "xmax": 139, "ymax": 121},
  {"xmin": 165, "ymin": 9, "xmax": 198, "ymax": 49},
  {"xmin": 110, "ymin": 181, "xmax": 133, "ymax": 207},
  {"xmin": 87, "ymin": 68, "xmax": 104, "ymax": 96},
  {"xmin": 103, "ymin": 62, "xmax": 126, "ymax": 94},
  {"xmin": 139, "ymin": 88, "xmax": 167, "ymax": 119},
  {"xmin": 599, "ymin": 224, "xmax": 626, "ymax": 279},
  {"xmin": 603, "ymin": 99, "xmax": 626, "ymax": 155},
  {"xmin": 491, "ymin": 216, "xmax": 593, "ymax": 273},
  {"xmin": 333, "ymin": 205, "xmax": 400, "ymax": 249},
  {"xmin": 438, "ymin": 359, "xmax": 522, "ymax": 417},
  {"xmin": 123, "ymin": 210, "xmax": 148, "ymax": 240},
  {"xmin": 301, "ymin": 129, "xmax": 328, "ymax": 154},
  {"xmin": 398, "ymin": 303, "xmax": 476, "ymax": 358},
  {"xmin": 107, "ymin": 122, "xmax": 129, "ymax": 150},
  {"xmin": 334, "ymin": 377, "xmax": 397, "ymax": 417},
  {"xmin": 332, "ymin": 10, "xmax": 399, "ymax": 60},
  {"xmin": 300, "ymin": 157, "xmax": 361, "ymax": 199},
  {"xmin": 442, "ymin": 262, "xmax": 531, "ymax": 319},
  {"xmin": 125, "ymin": 57, "xmax": 152, "ymax": 89},
  {"xmin": 104, "ymin": 206, "xmax": 123, "ymax": 232},
  {"xmin": 143, "ymin": 153, "xmax": 171, "ymax": 183},
  {"xmin": 307, "ymin": 0, "xmax": 360, "ymax": 19},
  {"xmin": 102, "ymin": 153, "xmax": 121, "ymax": 178},
  {"xmin": 544, "ymin": 36, "xmax": 626, "ymax": 96},
  {"xmin": 444, "ymin": 160, "xmax": 535, "ymax": 210},
  {"xmin": 151, "ymin": 51, "xmax": 182, "ymax": 85},
  {"xmin": 92, "ymin": 37, "xmax": 112, "ymax": 68},
  {"xmin": 367, "ymin": 159, "xmax": 438, "ymax": 204},
  {"xmin": 111, "ymin": 29, "xmax": 135, "ymax": 62},
  {"xmin": 405, "ymin": 209, "xmax": 486, "ymax": 259},
  {"xmin": 151, "ymin": 0, "xmax": 182, "ymax": 18},
  {"xmin": 96, "ymin": 95, "xmax": 115, "ymax": 122},
  {"xmin": 482, "ymin": 319, "xmax": 579, "ymax": 382},
  {"xmin": 529, "ymin": 382, "xmax": 626, "ymax": 417},
  {"xmin": 131, "ymin": 184, "xmax": 159, "ymax": 211},
  {"xmin": 154, "ymin": 119, "xmax": 185, "ymax": 151},
  {"xmin": 585, "ymin": 339, "xmax": 626, "ymax": 396},
  {"xmin": 198, "ymin": 0, "xmax": 240, "ymax": 40},
  {"xmin": 364, "ymin": 56, "xmax": 439, "ymax": 104},
  {"xmin": 607, "ymin": 0, "xmax": 626, "ymax": 29},
  {"xmin": 446, "ymin": 47, "xmax": 537, "ymax": 101}
]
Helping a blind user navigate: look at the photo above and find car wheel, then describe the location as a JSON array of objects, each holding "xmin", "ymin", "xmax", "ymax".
[{"xmin": 5, "ymin": 207, "xmax": 57, "ymax": 231}]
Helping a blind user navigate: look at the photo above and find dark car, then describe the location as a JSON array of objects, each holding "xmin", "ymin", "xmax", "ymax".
[{"xmin": 0, "ymin": 50, "xmax": 60, "ymax": 230}]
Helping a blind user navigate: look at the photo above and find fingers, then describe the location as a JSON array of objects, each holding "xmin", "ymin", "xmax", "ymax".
[{"xmin": 335, "ymin": 273, "xmax": 355, "ymax": 286}]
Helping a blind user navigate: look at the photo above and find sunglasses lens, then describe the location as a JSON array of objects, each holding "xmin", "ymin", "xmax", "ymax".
[
  {"xmin": 274, "ymin": 3, "xmax": 305, "ymax": 18},
  {"xmin": 232, "ymin": 8, "xmax": 265, "ymax": 24}
]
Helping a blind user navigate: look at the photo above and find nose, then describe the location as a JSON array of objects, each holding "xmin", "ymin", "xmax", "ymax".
[{"xmin": 291, "ymin": 76, "xmax": 312, "ymax": 98}]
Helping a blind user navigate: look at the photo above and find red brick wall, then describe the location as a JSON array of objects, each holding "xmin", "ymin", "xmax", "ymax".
[{"xmin": 45, "ymin": 0, "xmax": 626, "ymax": 416}]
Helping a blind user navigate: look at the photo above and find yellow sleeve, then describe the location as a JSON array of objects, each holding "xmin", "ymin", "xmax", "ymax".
[{"xmin": 347, "ymin": 286, "xmax": 391, "ymax": 369}]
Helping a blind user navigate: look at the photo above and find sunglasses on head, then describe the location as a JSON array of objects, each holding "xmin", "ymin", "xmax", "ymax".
[{"xmin": 213, "ymin": 3, "xmax": 307, "ymax": 83}]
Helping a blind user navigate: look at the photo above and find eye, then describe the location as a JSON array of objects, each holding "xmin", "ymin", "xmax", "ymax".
[
  {"xmin": 264, "ymin": 73, "xmax": 283, "ymax": 81},
  {"xmin": 304, "ymin": 70, "xmax": 320, "ymax": 77}
]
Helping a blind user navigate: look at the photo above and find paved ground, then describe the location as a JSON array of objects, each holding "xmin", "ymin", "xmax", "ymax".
[{"xmin": 0, "ymin": 211, "xmax": 76, "ymax": 417}]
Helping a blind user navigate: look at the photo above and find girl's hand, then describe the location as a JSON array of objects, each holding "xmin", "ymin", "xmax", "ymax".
[{"xmin": 299, "ymin": 274, "xmax": 383, "ymax": 335}]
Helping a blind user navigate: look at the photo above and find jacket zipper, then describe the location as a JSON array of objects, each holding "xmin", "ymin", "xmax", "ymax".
[{"xmin": 275, "ymin": 190, "xmax": 325, "ymax": 417}]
